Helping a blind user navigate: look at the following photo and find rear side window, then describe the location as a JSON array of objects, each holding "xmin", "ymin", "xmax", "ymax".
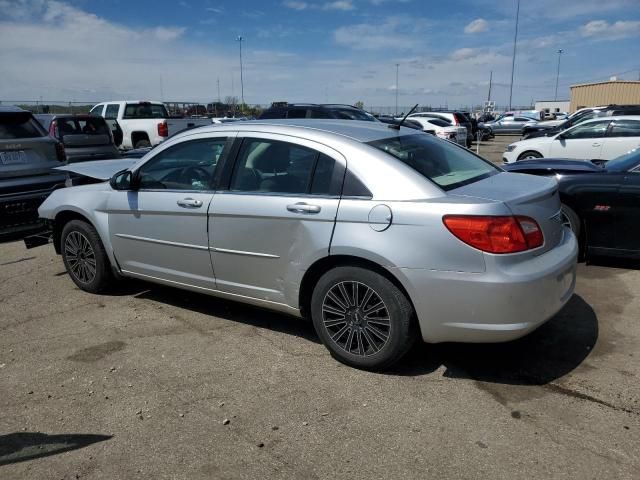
[
  {"xmin": 286, "ymin": 109, "xmax": 308, "ymax": 119},
  {"xmin": 0, "ymin": 112, "xmax": 45, "ymax": 139},
  {"xmin": 123, "ymin": 103, "xmax": 168, "ymax": 119},
  {"xmin": 426, "ymin": 118, "xmax": 450, "ymax": 127},
  {"xmin": 608, "ymin": 120, "xmax": 640, "ymax": 137},
  {"xmin": 259, "ymin": 109, "xmax": 287, "ymax": 119},
  {"xmin": 104, "ymin": 104, "xmax": 119, "ymax": 119},
  {"xmin": 367, "ymin": 134, "xmax": 498, "ymax": 191},
  {"xmin": 57, "ymin": 117, "xmax": 110, "ymax": 137},
  {"xmin": 331, "ymin": 108, "xmax": 375, "ymax": 121}
]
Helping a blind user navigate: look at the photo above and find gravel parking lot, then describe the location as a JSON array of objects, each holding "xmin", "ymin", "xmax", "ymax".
[{"xmin": 1, "ymin": 136, "xmax": 639, "ymax": 479}]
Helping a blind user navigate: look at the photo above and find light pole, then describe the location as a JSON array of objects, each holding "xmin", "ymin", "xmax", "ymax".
[
  {"xmin": 395, "ymin": 63, "xmax": 399, "ymax": 116},
  {"xmin": 508, "ymin": 0, "xmax": 520, "ymax": 111},
  {"xmin": 237, "ymin": 36, "xmax": 245, "ymax": 109},
  {"xmin": 554, "ymin": 49, "xmax": 563, "ymax": 101}
]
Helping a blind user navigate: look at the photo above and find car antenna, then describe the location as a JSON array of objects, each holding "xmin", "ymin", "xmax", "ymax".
[{"xmin": 389, "ymin": 104, "xmax": 419, "ymax": 130}]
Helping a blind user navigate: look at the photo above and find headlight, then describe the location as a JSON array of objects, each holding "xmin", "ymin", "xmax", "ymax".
[{"xmin": 506, "ymin": 144, "xmax": 517, "ymax": 152}]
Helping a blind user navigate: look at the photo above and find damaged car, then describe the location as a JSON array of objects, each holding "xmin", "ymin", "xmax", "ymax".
[{"xmin": 32, "ymin": 120, "xmax": 578, "ymax": 370}]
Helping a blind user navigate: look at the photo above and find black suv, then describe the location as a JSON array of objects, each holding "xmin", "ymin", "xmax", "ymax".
[
  {"xmin": 0, "ymin": 106, "xmax": 67, "ymax": 237},
  {"xmin": 522, "ymin": 105, "xmax": 640, "ymax": 139},
  {"xmin": 258, "ymin": 103, "xmax": 377, "ymax": 121}
]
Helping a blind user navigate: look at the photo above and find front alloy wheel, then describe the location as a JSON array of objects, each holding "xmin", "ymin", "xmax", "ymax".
[{"xmin": 64, "ymin": 231, "xmax": 97, "ymax": 284}]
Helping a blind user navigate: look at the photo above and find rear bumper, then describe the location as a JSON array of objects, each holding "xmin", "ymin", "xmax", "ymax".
[{"xmin": 396, "ymin": 229, "xmax": 578, "ymax": 343}]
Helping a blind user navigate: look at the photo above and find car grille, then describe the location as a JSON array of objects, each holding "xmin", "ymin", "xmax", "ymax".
[{"xmin": 0, "ymin": 195, "xmax": 47, "ymax": 230}]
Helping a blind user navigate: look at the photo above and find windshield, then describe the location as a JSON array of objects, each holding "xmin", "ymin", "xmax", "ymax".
[
  {"xmin": 605, "ymin": 148, "xmax": 640, "ymax": 172},
  {"xmin": 367, "ymin": 134, "xmax": 499, "ymax": 191}
]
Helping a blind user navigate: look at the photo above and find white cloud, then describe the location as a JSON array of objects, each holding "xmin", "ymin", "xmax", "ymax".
[
  {"xmin": 450, "ymin": 48, "xmax": 477, "ymax": 61},
  {"xmin": 283, "ymin": 1, "xmax": 308, "ymax": 10},
  {"xmin": 334, "ymin": 16, "xmax": 426, "ymax": 50},
  {"xmin": 323, "ymin": 1, "xmax": 354, "ymax": 10},
  {"xmin": 580, "ymin": 20, "xmax": 640, "ymax": 39},
  {"xmin": 464, "ymin": 18, "xmax": 488, "ymax": 34}
]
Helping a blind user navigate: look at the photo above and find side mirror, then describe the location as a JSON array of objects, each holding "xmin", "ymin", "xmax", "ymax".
[{"xmin": 110, "ymin": 169, "xmax": 138, "ymax": 191}]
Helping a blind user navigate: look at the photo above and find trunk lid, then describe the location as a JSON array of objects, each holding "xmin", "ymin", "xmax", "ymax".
[{"xmin": 449, "ymin": 172, "xmax": 564, "ymax": 254}]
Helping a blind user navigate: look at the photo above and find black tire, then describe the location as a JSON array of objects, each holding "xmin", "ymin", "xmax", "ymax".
[
  {"xmin": 61, "ymin": 220, "xmax": 114, "ymax": 293},
  {"xmin": 561, "ymin": 203, "xmax": 585, "ymax": 260},
  {"xmin": 310, "ymin": 266, "xmax": 416, "ymax": 370},
  {"xmin": 517, "ymin": 150, "xmax": 543, "ymax": 160},
  {"xmin": 134, "ymin": 139, "xmax": 151, "ymax": 149}
]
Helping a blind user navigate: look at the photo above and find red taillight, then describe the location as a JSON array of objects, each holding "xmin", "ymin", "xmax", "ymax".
[
  {"xmin": 49, "ymin": 119, "xmax": 58, "ymax": 139},
  {"xmin": 442, "ymin": 215, "xmax": 543, "ymax": 254},
  {"xmin": 157, "ymin": 121, "xmax": 168, "ymax": 137},
  {"xmin": 55, "ymin": 142, "xmax": 66, "ymax": 163}
]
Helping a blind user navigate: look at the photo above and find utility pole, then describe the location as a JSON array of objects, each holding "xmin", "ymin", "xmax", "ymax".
[
  {"xmin": 487, "ymin": 70, "xmax": 493, "ymax": 102},
  {"xmin": 554, "ymin": 49, "xmax": 563, "ymax": 101},
  {"xmin": 160, "ymin": 75, "xmax": 164, "ymax": 102},
  {"xmin": 508, "ymin": 0, "xmax": 520, "ymax": 111},
  {"xmin": 217, "ymin": 77, "xmax": 221, "ymax": 103},
  {"xmin": 237, "ymin": 36, "xmax": 245, "ymax": 109},
  {"xmin": 395, "ymin": 63, "xmax": 399, "ymax": 116}
]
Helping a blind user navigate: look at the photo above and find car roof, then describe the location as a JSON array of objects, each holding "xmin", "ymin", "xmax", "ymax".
[
  {"xmin": 173, "ymin": 119, "xmax": 418, "ymax": 143},
  {"xmin": 579, "ymin": 115, "xmax": 640, "ymax": 124},
  {"xmin": 0, "ymin": 105, "xmax": 27, "ymax": 113}
]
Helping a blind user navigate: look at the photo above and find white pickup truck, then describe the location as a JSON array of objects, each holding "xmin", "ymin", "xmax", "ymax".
[{"xmin": 90, "ymin": 101, "xmax": 211, "ymax": 150}]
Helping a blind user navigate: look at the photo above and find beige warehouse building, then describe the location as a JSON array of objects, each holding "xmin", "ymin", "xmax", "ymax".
[{"xmin": 570, "ymin": 80, "xmax": 640, "ymax": 112}]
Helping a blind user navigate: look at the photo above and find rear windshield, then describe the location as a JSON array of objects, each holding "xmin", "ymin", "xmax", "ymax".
[
  {"xmin": 0, "ymin": 112, "xmax": 45, "ymax": 140},
  {"xmin": 57, "ymin": 117, "xmax": 110, "ymax": 137},
  {"xmin": 123, "ymin": 103, "xmax": 168, "ymax": 119},
  {"xmin": 367, "ymin": 134, "xmax": 499, "ymax": 191},
  {"xmin": 331, "ymin": 108, "xmax": 376, "ymax": 121}
]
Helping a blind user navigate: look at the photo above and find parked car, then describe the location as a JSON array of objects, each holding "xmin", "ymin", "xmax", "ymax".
[
  {"xmin": 522, "ymin": 105, "xmax": 640, "ymax": 139},
  {"xmin": 408, "ymin": 111, "xmax": 473, "ymax": 147},
  {"xmin": 503, "ymin": 116, "xmax": 640, "ymax": 163},
  {"xmin": 400, "ymin": 116, "xmax": 467, "ymax": 145},
  {"xmin": 258, "ymin": 103, "xmax": 377, "ymax": 121},
  {"xmin": 34, "ymin": 119, "xmax": 577, "ymax": 370},
  {"xmin": 0, "ymin": 106, "xmax": 67, "ymax": 237},
  {"xmin": 35, "ymin": 114, "xmax": 121, "ymax": 163},
  {"xmin": 375, "ymin": 116, "xmax": 423, "ymax": 131},
  {"xmin": 481, "ymin": 115, "xmax": 539, "ymax": 134},
  {"xmin": 503, "ymin": 148, "xmax": 640, "ymax": 260},
  {"xmin": 90, "ymin": 100, "xmax": 210, "ymax": 150}
]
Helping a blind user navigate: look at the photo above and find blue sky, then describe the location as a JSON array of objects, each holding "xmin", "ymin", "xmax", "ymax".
[{"xmin": 0, "ymin": 0, "xmax": 639, "ymax": 108}]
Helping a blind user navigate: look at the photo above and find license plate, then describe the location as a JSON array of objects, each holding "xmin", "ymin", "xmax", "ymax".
[{"xmin": 0, "ymin": 150, "xmax": 27, "ymax": 165}]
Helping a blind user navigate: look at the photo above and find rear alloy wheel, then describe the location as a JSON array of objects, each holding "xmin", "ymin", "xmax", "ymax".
[
  {"xmin": 518, "ymin": 150, "xmax": 543, "ymax": 160},
  {"xmin": 311, "ymin": 266, "xmax": 416, "ymax": 370},
  {"xmin": 61, "ymin": 220, "xmax": 113, "ymax": 293}
]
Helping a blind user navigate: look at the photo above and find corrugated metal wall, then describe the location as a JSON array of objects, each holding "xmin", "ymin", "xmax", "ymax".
[{"xmin": 570, "ymin": 82, "xmax": 640, "ymax": 112}]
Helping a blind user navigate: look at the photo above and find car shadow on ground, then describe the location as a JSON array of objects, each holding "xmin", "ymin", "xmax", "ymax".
[
  {"xmin": 129, "ymin": 282, "xmax": 597, "ymax": 386},
  {"xmin": 0, "ymin": 432, "xmax": 111, "ymax": 466},
  {"xmin": 391, "ymin": 294, "xmax": 598, "ymax": 384}
]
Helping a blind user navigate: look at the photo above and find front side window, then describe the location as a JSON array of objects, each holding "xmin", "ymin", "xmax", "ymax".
[
  {"xmin": 608, "ymin": 120, "xmax": 640, "ymax": 138},
  {"xmin": 230, "ymin": 138, "xmax": 338, "ymax": 195},
  {"xmin": 562, "ymin": 121, "xmax": 610, "ymax": 139},
  {"xmin": 137, "ymin": 138, "xmax": 226, "ymax": 190},
  {"xmin": 367, "ymin": 134, "xmax": 499, "ymax": 191},
  {"xmin": 105, "ymin": 104, "xmax": 119, "ymax": 119}
]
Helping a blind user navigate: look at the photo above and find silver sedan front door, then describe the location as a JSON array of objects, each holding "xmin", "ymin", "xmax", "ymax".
[{"xmin": 107, "ymin": 137, "xmax": 230, "ymax": 289}]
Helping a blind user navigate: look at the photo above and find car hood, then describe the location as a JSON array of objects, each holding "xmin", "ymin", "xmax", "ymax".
[
  {"xmin": 55, "ymin": 158, "xmax": 137, "ymax": 180},
  {"xmin": 503, "ymin": 158, "xmax": 603, "ymax": 173}
]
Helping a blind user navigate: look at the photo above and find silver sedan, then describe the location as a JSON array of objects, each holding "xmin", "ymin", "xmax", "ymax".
[{"xmin": 38, "ymin": 120, "xmax": 578, "ymax": 370}]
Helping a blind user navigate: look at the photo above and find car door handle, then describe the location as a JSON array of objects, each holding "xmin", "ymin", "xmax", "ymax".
[
  {"xmin": 592, "ymin": 143, "xmax": 602, "ymax": 147},
  {"xmin": 287, "ymin": 202, "xmax": 321, "ymax": 214},
  {"xmin": 177, "ymin": 198, "xmax": 203, "ymax": 208}
]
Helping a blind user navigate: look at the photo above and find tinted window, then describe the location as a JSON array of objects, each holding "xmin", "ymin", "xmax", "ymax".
[
  {"xmin": 259, "ymin": 109, "xmax": 287, "ymax": 119},
  {"xmin": 286, "ymin": 109, "xmax": 308, "ymax": 119},
  {"xmin": 515, "ymin": 117, "xmax": 532, "ymax": 122},
  {"xmin": 426, "ymin": 118, "xmax": 451, "ymax": 127},
  {"xmin": 105, "ymin": 104, "xmax": 119, "ymax": 119},
  {"xmin": 57, "ymin": 117, "xmax": 110, "ymax": 137},
  {"xmin": 137, "ymin": 138, "xmax": 226, "ymax": 190},
  {"xmin": 310, "ymin": 154, "xmax": 338, "ymax": 195},
  {"xmin": 331, "ymin": 108, "xmax": 375, "ymax": 121},
  {"xmin": 563, "ymin": 121, "xmax": 610, "ymax": 139},
  {"xmin": 231, "ymin": 139, "xmax": 319, "ymax": 194},
  {"xmin": 609, "ymin": 120, "xmax": 640, "ymax": 137},
  {"xmin": 367, "ymin": 134, "xmax": 499, "ymax": 191},
  {"xmin": 0, "ymin": 112, "xmax": 44, "ymax": 139},
  {"xmin": 90, "ymin": 105, "xmax": 104, "ymax": 116},
  {"xmin": 309, "ymin": 109, "xmax": 331, "ymax": 119},
  {"xmin": 123, "ymin": 103, "xmax": 168, "ymax": 119}
]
